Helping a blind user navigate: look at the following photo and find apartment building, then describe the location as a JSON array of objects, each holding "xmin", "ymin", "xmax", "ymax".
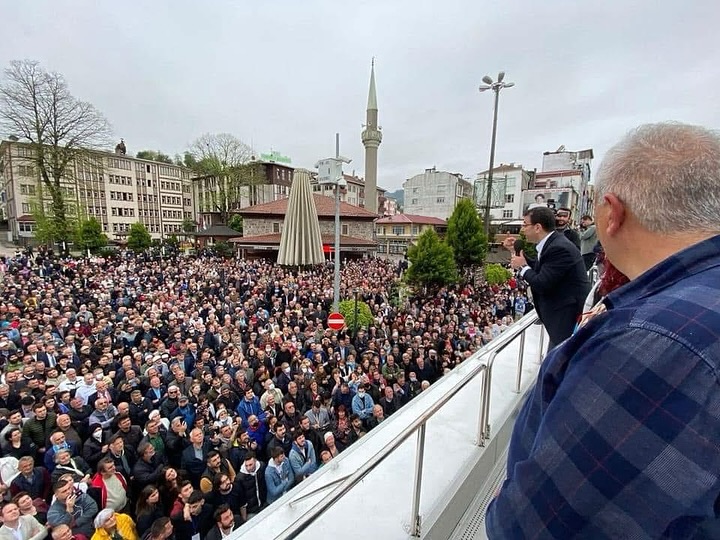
[
  {"xmin": 474, "ymin": 163, "xmax": 533, "ymax": 224},
  {"xmin": 375, "ymin": 213, "xmax": 447, "ymax": 258},
  {"xmin": 191, "ymin": 157, "xmax": 294, "ymax": 229},
  {"xmin": 403, "ymin": 167, "xmax": 473, "ymax": 220},
  {"xmin": 311, "ymin": 172, "xmax": 387, "ymax": 214},
  {"xmin": 0, "ymin": 140, "xmax": 193, "ymax": 244}
]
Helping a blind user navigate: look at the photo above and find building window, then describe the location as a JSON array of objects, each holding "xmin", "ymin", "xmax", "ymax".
[
  {"xmin": 502, "ymin": 210, "xmax": 513, "ymax": 218},
  {"xmin": 342, "ymin": 224, "xmax": 349, "ymax": 235},
  {"xmin": 392, "ymin": 226, "xmax": 404, "ymax": 235},
  {"xmin": 412, "ymin": 226, "xmax": 419, "ymax": 235},
  {"xmin": 436, "ymin": 197, "xmax": 445, "ymax": 204},
  {"xmin": 412, "ymin": 188, "xmax": 419, "ymax": 193},
  {"xmin": 272, "ymin": 222, "xmax": 280, "ymax": 233},
  {"xmin": 411, "ymin": 199, "xmax": 418, "ymax": 205},
  {"xmin": 505, "ymin": 194, "xmax": 514, "ymax": 203},
  {"xmin": 21, "ymin": 203, "xmax": 30, "ymax": 214}
]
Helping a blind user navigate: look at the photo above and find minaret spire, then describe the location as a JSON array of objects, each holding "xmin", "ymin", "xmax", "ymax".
[
  {"xmin": 362, "ymin": 59, "xmax": 382, "ymax": 213},
  {"xmin": 367, "ymin": 57, "xmax": 378, "ymax": 111}
]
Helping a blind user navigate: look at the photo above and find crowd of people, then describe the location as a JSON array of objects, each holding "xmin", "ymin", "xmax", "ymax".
[{"xmin": 0, "ymin": 249, "xmax": 530, "ymax": 539}]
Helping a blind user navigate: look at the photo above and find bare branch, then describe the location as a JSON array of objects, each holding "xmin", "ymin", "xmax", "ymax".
[{"xmin": 0, "ymin": 59, "xmax": 113, "ymax": 244}]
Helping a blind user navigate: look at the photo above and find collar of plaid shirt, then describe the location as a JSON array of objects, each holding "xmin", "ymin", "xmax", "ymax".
[{"xmin": 486, "ymin": 234, "xmax": 720, "ymax": 539}]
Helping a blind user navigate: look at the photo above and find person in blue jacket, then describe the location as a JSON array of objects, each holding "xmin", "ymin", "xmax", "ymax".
[
  {"xmin": 288, "ymin": 431, "xmax": 317, "ymax": 482},
  {"xmin": 265, "ymin": 446, "xmax": 293, "ymax": 504}
]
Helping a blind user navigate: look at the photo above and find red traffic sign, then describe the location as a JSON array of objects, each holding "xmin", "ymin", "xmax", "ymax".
[{"xmin": 327, "ymin": 312, "xmax": 345, "ymax": 331}]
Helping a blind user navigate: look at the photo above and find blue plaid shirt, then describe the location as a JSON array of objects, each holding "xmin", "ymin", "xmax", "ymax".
[{"xmin": 486, "ymin": 235, "xmax": 720, "ymax": 539}]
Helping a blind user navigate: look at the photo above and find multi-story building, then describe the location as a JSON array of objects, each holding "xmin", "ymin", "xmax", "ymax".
[
  {"xmin": 402, "ymin": 167, "xmax": 473, "ymax": 220},
  {"xmin": 0, "ymin": 140, "xmax": 193, "ymax": 244},
  {"xmin": 311, "ymin": 172, "xmax": 387, "ymax": 213},
  {"xmin": 521, "ymin": 147, "xmax": 594, "ymax": 223},
  {"xmin": 192, "ymin": 156, "xmax": 294, "ymax": 229},
  {"xmin": 375, "ymin": 214, "xmax": 447, "ymax": 258},
  {"xmin": 474, "ymin": 163, "xmax": 533, "ymax": 226}
]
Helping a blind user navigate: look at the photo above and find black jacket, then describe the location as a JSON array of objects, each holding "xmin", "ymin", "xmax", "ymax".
[{"xmin": 523, "ymin": 231, "xmax": 589, "ymax": 346}]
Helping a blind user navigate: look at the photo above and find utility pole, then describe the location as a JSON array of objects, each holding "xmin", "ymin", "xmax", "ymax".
[{"xmin": 315, "ymin": 135, "xmax": 351, "ymax": 312}]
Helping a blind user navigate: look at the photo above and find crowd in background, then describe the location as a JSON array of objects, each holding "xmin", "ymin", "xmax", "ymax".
[{"xmin": 0, "ymin": 249, "xmax": 530, "ymax": 539}]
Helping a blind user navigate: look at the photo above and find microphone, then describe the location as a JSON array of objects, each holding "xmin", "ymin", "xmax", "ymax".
[{"xmin": 513, "ymin": 239, "xmax": 523, "ymax": 256}]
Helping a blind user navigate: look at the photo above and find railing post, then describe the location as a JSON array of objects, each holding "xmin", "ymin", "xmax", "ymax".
[
  {"xmin": 409, "ymin": 423, "xmax": 426, "ymax": 537},
  {"xmin": 514, "ymin": 330, "xmax": 526, "ymax": 393},
  {"xmin": 537, "ymin": 325, "xmax": 545, "ymax": 363},
  {"xmin": 477, "ymin": 365, "xmax": 488, "ymax": 446}
]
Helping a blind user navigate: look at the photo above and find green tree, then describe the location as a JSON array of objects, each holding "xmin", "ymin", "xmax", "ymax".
[
  {"xmin": 181, "ymin": 218, "xmax": 196, "ymax": 234},
  {"xmin": 31, "ymin": 197, "xmax": 79, "ymax": 250},
  {"xmin": 228, "ymin": 214, "xmax": 243, "ymax": 234},
  {"xmin": 75, "ymin": 217, "xmax": 107, "ymax": 253},
  {"xmin": 445, "ymin": 199, "xmax": 487, "ymax": 268},
  {"xmin": 136, "ymin": 150, "xmax": 173, "ymax": 164},
  {"xmin": 518, "ymin": 230, "xmax": 538, "ymax": 259},
  {"xmin": 338, "ymin": 298, "xmax": 374, "ymax": 334},
  {"xmin": 405, "ymin": 228, "xmax": 457, "ymax": 291},
  {"xmin": 0, "ymin": 60, "xmax": 112, "ymax": 247},
  {"xmin": 127, "ymin": 222, "xmax": 152, "ymax": 253},
  {"xmin": 186, "ymin": 133, "xmax": 264, "ymax": 224},
  {"xmin": 211, "ymin": 241, "xmax": 234, "ymax": 258},
  {"xmin": 485, "ymin": 263, "xmax": 513, "ymax": 285}
]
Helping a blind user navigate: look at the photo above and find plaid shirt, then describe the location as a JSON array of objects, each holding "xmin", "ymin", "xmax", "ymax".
[{"xmin": 486, "ymin": 235, "xmax": 720, "ymax": 539}]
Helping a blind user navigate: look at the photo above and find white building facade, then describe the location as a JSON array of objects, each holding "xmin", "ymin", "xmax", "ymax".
[
  {"xmin": 403, "ymin": 167, "xmax": 473, "ymax": 220},
  {"xmin": 474, "ymin": 164, "xmax": 533, "ymax": 225}
]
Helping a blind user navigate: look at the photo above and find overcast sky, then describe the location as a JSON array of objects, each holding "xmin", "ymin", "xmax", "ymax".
[{"xmin": 2, "ymin": 0, "xmax": 718, "ymax": 191}]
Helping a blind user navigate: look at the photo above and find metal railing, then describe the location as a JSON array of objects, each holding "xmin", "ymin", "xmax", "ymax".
[{"xmin": 275, "ymin": 311, "xmax": 544, "ymax": 539}]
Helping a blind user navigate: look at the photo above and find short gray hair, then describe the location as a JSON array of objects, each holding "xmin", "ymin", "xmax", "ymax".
[{"xmin": 595, "ymin": 122, "xmax": 720, "ymax": 234}]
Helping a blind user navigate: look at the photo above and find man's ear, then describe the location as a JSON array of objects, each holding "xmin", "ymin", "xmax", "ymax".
[{"xmin": 601, "ymin": 193, "xmax": 626, "ymax": 237}]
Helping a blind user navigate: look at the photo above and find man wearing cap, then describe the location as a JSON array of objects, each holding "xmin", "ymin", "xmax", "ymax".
[{"xmin": 169, "ymin": 394, "xmax": 195, "ymax": 429}]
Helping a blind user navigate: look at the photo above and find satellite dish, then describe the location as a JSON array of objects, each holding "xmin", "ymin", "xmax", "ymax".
[{"xmin": 556, "ymin": 145, "xmax": 566, "ymax": 152}]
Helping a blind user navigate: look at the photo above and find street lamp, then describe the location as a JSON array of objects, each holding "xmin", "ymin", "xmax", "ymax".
[
  {"xmin": 478, "ymin": 71, "xmax": 514, "ymax": 239},
  {"xmin": 353, "ymin": 287, "xmax": 360, "ymax": 337},
  {"xmin": 315, "ymin": 134, "xmax": 351, "ymax": 312}
]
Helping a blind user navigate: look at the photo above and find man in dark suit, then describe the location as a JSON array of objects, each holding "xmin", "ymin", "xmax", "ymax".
[{"xmin": 508, "ymin": 207, "xmax": 589, "ymax": 349}]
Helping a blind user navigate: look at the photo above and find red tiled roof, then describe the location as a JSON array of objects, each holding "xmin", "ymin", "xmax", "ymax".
[
  {"xmin": 239, "ymin": 195, "xmax": 378, "ymax": 219},
  {"xmin": 17, "ymin": 215, "xmax": 34, "ymax": 222},
  {"xmin": 375, "ymin": 214, "xmax": 446, "ymax": 225},
  {"xmin": 230, "ymin": 233, "xmax": 375, "ymax": 246}
]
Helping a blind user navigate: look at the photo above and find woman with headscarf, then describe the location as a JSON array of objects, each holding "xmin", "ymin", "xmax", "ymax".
[{"xmin": 90, "ymin": 509, "xmax": 138, "ymax": 540}]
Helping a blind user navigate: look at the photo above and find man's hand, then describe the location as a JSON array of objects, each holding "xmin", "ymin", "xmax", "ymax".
[
  {"xmin": 510, "ymin": 251, "xmax": 528, "ymax": 270},
  {"xmin": 502, "ymin": 237, "xmax": 517, "ymax": 252},
  {"xmin": 66, "ymin": 494, "xmax": 77, "ymax": 513}
]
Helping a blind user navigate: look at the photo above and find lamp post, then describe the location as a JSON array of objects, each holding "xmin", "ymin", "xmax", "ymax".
[
  {"xmin": 478, "ymin": 71, "xmax": 514, "ymax": 239},
  {"xmin": 353, "ymin": 287, "xmax": 360, "ymax": 337},
  {"xmin": 315, "ymin": 134, "xmax": 351, "ymax": 312}
]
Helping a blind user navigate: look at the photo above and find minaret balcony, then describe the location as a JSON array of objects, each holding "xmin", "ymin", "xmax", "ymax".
[{"xmin": 362, "ymin": 128, "xmax": 382, "ymax": 146}]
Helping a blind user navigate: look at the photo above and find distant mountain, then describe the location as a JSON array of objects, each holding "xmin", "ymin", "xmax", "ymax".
[{"xmin": 385, "ymin": 189, "xmax": 404, "ymax": 207}]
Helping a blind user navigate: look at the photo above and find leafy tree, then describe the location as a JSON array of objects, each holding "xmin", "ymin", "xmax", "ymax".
[
  {"xmin": 165, "ymin": 235, "xmax": 180, "ymax": 249},
  {"xmin": 31, "ymin": 197, "xmax": 79, "ymax": 251},
  {"xmin": 228, "ymin": 214, "xmax": 243, "ymax": 234},
  {"xmin": 0, "ymin": 60, "xmax": 112, "ymax": 246},
  {"xmin": 211, "ymin": 241, "xmax": 234, "ymax": 259},
  {"xmin": 181, "ymin": 218, "xmax": 196, "ymax": 234},
  {"xmin": 485, "ymin": 263, "xmax": 513, "ymax": 285},
  {"xmin": 136, "ymin": 150, "xmax": 174, "ymax": 164},
  {"xmin": 338, "ymin": 298, "xmax": 374, "ymax": 334},
  {"xmin": 445, "ymin": 199, "xmax": 487, "ymax": 268},
  {"xmin": 186, "ymin": 133, "xmax": 264, "ymax": 224},
  {"xmin": 75, "ymin": 217, "xmax": 107, "ymax": 253},
  {"xmin": 518, "ymin": 230, "xmax": 538, "ymax": 259},
  {"xmin": 127, "ymin": 222, "xmax": 152, "ymax": 253},
  {"xmin": 405, "ymin": 228, "xmax": 457, "ymax": 291}
]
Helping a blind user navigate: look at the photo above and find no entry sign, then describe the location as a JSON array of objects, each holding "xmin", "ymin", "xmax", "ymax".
[{"xmin": 327, "ymin": 312, "xmax": 345, "ymax": 331}]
